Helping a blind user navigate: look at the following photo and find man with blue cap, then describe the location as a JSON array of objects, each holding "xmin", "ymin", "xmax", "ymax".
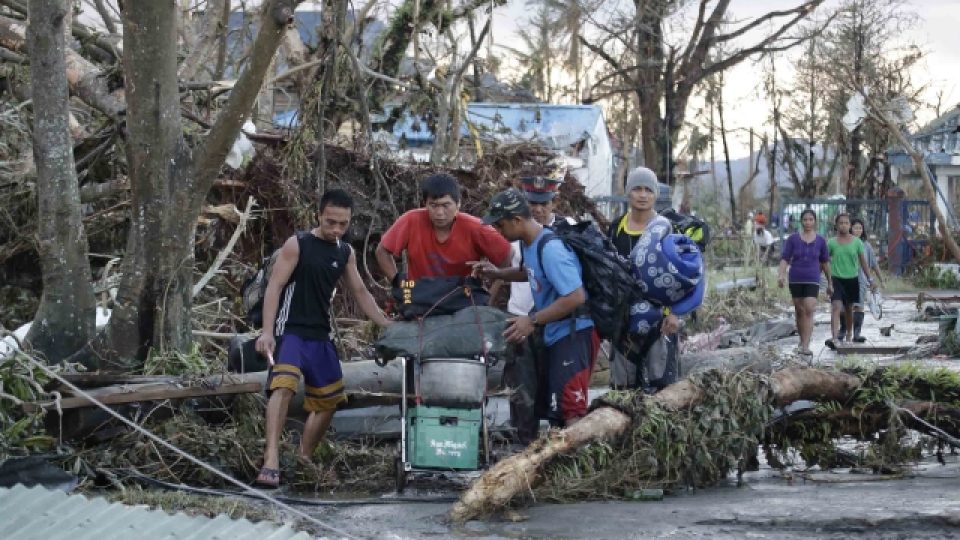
[{"xmin": 608, "ymin": 167, "xmax": 704, "ymax": 392}]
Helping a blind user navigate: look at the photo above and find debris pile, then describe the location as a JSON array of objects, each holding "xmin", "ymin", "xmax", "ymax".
[
  {"xmin": 68, "ymin": 393, "xmax": 395, "ymax": 493},
  {"xmin": 450, "ymin": 364, "xmax": 960, "ymax": 521}
]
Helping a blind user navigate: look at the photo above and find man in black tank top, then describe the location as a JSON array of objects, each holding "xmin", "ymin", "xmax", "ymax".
[{"xmin": 254, "ymin": 189, "xmax": 392, "ymax": 487}]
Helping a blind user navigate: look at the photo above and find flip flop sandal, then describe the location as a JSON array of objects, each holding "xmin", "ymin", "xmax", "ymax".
[
  {"xmin": 253, "ymin": 466, "xmax": 280, "ymax": 488},
  {"xmin": 824, "ymin": 339, "xmax": 836, "ymax": 351}
]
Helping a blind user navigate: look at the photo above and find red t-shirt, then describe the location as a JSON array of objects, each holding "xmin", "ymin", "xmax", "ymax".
[{"xmin": 379, "ymin": 209, "xmax": 511, "ymax": 280}]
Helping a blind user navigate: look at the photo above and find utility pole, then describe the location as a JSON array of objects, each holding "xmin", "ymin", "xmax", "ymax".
[{"xmin": 664, "ymin": 53, "xmax": 675, "ymax": 186}]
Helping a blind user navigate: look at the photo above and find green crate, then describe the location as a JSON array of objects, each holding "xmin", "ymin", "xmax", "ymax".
[{"xmin": 406, "ymin": 405, "xmax": 481, "ymax": 470}]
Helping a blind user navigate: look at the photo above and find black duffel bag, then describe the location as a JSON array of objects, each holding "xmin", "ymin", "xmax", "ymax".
[{"xmin": 391, "ymin": 275, "xmax": 490, "ymax": 320}]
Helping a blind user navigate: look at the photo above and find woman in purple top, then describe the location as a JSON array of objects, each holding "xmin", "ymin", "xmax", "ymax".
[{"xmin": 777, "ymin": 209, "xmax": 833, "ymax": 356}]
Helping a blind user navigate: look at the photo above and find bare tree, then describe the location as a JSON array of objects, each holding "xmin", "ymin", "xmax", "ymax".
[
  {"xmin": 715, "ymin": 70, "xmax": 735, "ymax": 227},
  {"xmin": 580, "ymin": 0, "xmax": 825, "ymax": 184},
  {"xmin": 24, "ymin": 0, "xmax": 96, "ymax": 360},
  {"xmin": 812, "ymin": 0, "xmax": 922, "ymax": 198},
  {"xmin": 73, "ymin": 0, "xmax": 304, "ymax": 369},
  {"xmin": 511, "ymin": 4, "xmax": 560, "ymax": 102},
  {"xmin": 777, "ymin": 35, "xmax": 836, "ymax": 197}
]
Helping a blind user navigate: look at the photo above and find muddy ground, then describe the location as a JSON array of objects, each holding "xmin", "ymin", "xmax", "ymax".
[{"xmin": 285, "ymin": 292, "xmax": 960, "ymax": 539}]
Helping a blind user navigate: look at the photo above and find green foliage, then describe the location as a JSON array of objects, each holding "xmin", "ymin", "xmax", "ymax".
[
  {"xmin": 0, "ymin": 352, "xmax": 56, "ymax": 456},
  {"xmin": 942, "ymin": 317, "xmax": 960, "ymax": 357},
  {"xmin": 539, "ymin": 364, "xmax": 960, "ymax": 502},
  {"xmin": 910, "ymin": 265, "xmax": 960, "ymax": 289},
  {"xmin": 767, "ymin": 363, "xmax": 960, "ymax": 472},
  {"xmin": 538, "ymin": 371, "xmax": 774, "ymax": 500},
  {"xmin": 143, "ymin": 343, "xmax": 210, "ymax": 376}
]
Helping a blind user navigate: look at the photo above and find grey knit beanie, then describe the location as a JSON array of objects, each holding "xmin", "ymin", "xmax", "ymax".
[{"xmin": 625, "ymin": 167, "xmax": 659, "ymax": 194}]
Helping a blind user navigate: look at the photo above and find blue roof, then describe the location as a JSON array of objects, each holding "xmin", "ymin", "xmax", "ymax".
[
  {"xmin": 392, "ymin": 103, "xmax": 606, "ymax": 147},
  {"xmin": 228, "ymin": 11, "xmax": 322, "ymax": 48}
]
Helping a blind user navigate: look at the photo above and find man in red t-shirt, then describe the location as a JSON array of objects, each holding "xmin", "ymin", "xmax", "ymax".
[{"xmin": 376, "ymin": 174, "xmax": 511, "ymax": 283}]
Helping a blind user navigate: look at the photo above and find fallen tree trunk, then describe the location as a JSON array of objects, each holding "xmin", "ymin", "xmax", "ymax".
[
  {"xmin": 449, "ymin": 368, "xmax": 860, "ymax": 523},
  {"xmin": 29, "ymin": 358, "xmax": 505, "ymax": 413},
  {"xmin": 0, "ymin": 14, "xmax": 125, "ymax": 119}
]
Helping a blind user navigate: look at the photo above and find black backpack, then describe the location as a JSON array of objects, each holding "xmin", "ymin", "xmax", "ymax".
[
  {"xmin": 240, "ymin": 248, "xmax": 282, "ymax": 329},
  {"xmin": 661, "ymin": 208, "xmax": 711, "ymax": 252},
  {"xmin": 533, "ymin": 221, "xmax": 638, "ymax": 341}
]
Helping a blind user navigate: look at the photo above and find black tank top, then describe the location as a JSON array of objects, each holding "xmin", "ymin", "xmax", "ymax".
[{"xmin": 274, "ymin": 231, "xmax": 352, "ymax": 341}]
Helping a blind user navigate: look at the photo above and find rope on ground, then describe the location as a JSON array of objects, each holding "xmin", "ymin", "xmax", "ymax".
[
  {"xmin": 17, "ymin": 351, "xmax": 363, "ymax": 540},
  {"xmin": 124, "ymin": 470, "xmax": 459, "ymax": 506}
]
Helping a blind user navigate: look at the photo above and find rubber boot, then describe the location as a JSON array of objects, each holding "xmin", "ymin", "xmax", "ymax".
[
  {"xmin": 837, "ymin": 317, "xmax": 847, "ymax": 341},
  {"xmin": 853, "ymin": 311, "xmax": 866, "ymax": 343}
]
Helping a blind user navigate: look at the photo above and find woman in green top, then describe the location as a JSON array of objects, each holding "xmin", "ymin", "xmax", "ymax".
[
  {"xmin": 826, "ymin": 213, "xmax": 877, "ymax": 350},
  {"xmin": 838, "ymin": 218, "xmax": 884, "ymax": 342}
]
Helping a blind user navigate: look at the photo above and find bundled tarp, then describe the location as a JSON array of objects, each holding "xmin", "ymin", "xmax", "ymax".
[{"xmin": 375, "ymin": 306, "xmax": 509, "ymax": 360}]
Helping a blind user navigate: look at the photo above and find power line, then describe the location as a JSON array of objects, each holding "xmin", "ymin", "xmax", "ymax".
[{"xmin": 16, "ymin": 351, "xmax": 363, "ymax": 540}]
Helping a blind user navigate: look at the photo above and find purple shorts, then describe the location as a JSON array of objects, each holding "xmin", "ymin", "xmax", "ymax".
[{"xmin": 267, "ymin": 334, "xmax": 345, "ymax": 412}]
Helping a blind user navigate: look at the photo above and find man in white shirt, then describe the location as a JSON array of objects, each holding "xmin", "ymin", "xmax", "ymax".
[
  {"xmin": 500, "ymin": 174, "xmax": 574, "ymax": 443},
  {"xmin": 754, "ymin": 224, "xmax": 775, "ymax": 263}
]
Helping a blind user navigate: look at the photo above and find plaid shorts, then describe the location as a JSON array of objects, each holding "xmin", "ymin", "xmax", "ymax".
[{"xmin": 267, "ymin": 334, "xmax": 346, "ymax": 412}]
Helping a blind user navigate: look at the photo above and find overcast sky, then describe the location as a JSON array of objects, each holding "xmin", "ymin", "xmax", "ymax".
[{"xmin": 491, "ymin": 0, "xmax": 960, "ymax": 158}]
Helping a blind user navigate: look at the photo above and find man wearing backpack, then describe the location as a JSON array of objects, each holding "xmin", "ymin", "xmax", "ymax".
[
  {"xmin": 608, "ymin": 167, "xmax": 682, "ymax": 391},
  {"xmin": 473, "ymin": 189, "xmax": 599, "ymax": 427},
  {"xmin": 253, "ymin": 189, "xmax": 392, "ymax": 488},
  {"xmin": 498, "ymin": 174, "xmax": 575, "ymax": 443}
]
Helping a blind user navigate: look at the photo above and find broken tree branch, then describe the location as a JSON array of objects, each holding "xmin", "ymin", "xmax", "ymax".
[
  {"xmin": 862, "ymin": 91, "xmax": 960, "ymax": 263},
  {"xmin": 191, "ymin": 0, "xmax": 304, "ymax": 213},
  {"xmin": 193, "ymin": 196, "xmax": 257, "ymax": 298},
  {"xmin": 0, "ymin": 13, "xmax": 124, "ymax": 119},
  {"xmin": 449, "ymin": 368, "xmax": 860, "ymax": 522},
  {"xmin": 178, "ymin": 0, "xmax": 230, "ymax": 81}
]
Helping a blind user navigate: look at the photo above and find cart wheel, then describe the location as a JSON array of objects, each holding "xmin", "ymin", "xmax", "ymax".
[
  {"xmin": 395, "ymin": 455, "xmax": 407, "ymax": 493},
  {"xmin": 395, "ymin": 441, "xmax": 407, "ymax": 493},
  {"xmin": 481, "ymin": 411, "xmax": 492, "ymax": 466}
]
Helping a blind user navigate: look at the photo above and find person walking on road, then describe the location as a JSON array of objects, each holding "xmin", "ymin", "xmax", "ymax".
[
  {"xmin": 838, "ymin": 218, "xmax": 884, "ymax": 342},
  {"xmin": 254, "ymin": 190, "xmax": 392, "ymax": 487},
  {"xmin": 777, "ymin": 209, "xmax": 832, "ymax": 356},
  {"xmin": 607, "ymin": 167, "xmax": 682, "ymax": 391},
  {"xmin": 825, "ymin": 213, "xmax": 877, "ymax": 350}
]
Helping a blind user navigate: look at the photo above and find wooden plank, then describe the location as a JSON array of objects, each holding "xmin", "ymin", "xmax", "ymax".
[
  {"xmin": 887, "ymin": 293, "xmax": 960, "ymax": 303},
  {"xmin": 834, "ymin": 343, "xmax": 913, "ymax": 356},
  {"xmin": 48, "ymin": 373, "xmax": 180, "ymax": 389},
  {"xmin": 24, "ymin": 381, "xmax": 263, "ymax": 412}
]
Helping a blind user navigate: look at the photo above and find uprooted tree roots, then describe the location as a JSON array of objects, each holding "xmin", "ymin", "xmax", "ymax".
[{"xmin": 450, "ymin": 365, "xmax": 960, "ymax": 523}]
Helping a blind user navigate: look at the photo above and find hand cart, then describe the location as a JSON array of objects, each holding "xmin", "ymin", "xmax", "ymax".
[{"xmin": 395, "ymin": 354, "xmax": 492, "ymax": 492}]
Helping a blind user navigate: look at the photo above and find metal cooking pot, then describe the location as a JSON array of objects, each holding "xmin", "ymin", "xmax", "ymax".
[{"xmin": 419, "ymin": 357, "xmax": 486, "ymax": 408}]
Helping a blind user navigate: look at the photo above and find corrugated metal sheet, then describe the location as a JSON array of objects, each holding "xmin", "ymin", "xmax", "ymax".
[
  {"xmin": 0, "ymin": 484, "xmax": 313, "ymax": 540},
  {"xmin": 390, "ymin": 102, "xmax": 605, "ymax": 147},
  {"xmin": 463, "ymin": 103, "xmax": 602, "ymax": 148}
]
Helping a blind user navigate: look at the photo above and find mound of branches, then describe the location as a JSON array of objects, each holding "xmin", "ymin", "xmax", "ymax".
[
  {"xmin": 69, "ymin": 393, "xmax": 394, "ymax": 493},
  {"xmin": 240, "ymin": 141, "xmax": 605, "ymax": 253},
  {"xmin": 451, "ymin": 364, "xmax": 960, "ymax": 522}
]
